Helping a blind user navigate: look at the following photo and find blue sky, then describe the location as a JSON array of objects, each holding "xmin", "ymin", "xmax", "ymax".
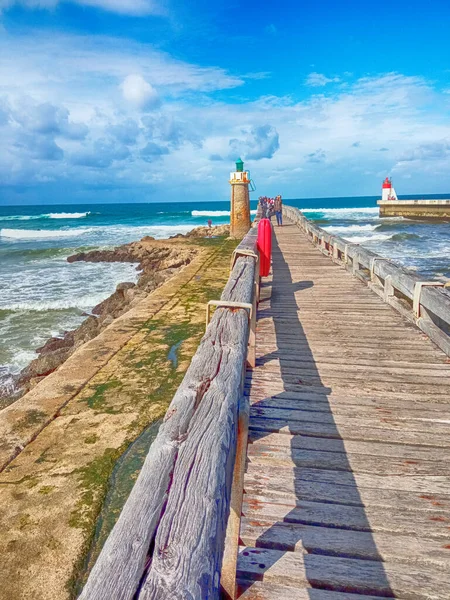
[{"xmin": 1, "ymin": 0, "xmax": 450, "ymax": 204}]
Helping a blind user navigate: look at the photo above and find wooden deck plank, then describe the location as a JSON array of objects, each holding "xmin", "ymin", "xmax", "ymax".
[
  {"xmin": 237, "ymin": 547, "xmax": 450, "ymax": 599},
  {"xmin": 237, "ymin": 221, "xmax": 450, "ymax": 599}
]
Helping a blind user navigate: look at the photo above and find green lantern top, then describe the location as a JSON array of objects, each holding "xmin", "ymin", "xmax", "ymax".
[{"xmin": 235, "ymin": 158, "xmax": 244, "ymax": 172}]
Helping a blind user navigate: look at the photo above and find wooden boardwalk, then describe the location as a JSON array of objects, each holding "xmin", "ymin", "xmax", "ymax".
[{"xmin": 237, "ymin": 221, "xmax": 450, "ymax": 599}]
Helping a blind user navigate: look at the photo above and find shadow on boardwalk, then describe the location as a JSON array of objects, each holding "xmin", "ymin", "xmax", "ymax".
[{"xmin": 239, "ymin": 228, "xmax": 394, "ymax": 597}]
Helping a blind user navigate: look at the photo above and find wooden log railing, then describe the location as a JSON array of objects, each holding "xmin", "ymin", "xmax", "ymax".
[
  {"xmin": 284, "ymin": 204, "xmax": 450, "ymax": 356},
  {"xmin": 79, "ymin": 223, "xmax": 260, "ymax": 600}
]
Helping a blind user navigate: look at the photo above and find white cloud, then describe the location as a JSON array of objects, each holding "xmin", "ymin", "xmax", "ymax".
[
  {"xmin": 0, "ymin": 0, "xmax": 164, "ymax": 16},
  {"xmin": 305, "ymin": 72, "xmax": 341, "ymax": 87},
  {"xmin": 2, "ymin": 28, "xmax": 450, "ymax": 201},
  {"xmin": 120, "ymin": 74, "xmax": 160, "ymax": 110}
]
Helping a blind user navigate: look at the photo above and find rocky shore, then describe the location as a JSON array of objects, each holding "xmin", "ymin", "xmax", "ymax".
[{"xmin": 12, "ymin": 224, "xmax": 229, "ymax": 399}]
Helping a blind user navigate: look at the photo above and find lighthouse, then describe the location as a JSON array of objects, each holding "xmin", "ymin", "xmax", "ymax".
[
  {"xmin": 382, "ymin": 177, "xmax": 398, "ymax": 202},
  {"xmin": 229, "ymin": 158, "xmax": 251, "ymax": 239}
]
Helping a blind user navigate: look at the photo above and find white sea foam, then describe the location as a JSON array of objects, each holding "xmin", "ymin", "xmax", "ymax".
[
  {"xmin": 192, "ymin": 209, "xmax": 257, "ymax": 217},
  {"xmin": 1, "ymin": 215, "xmax": 40, "ymax": 221},
  {"xmin": 301, "ymin": 207, "xmax": 379, "ymax": 218},
  {"xmin": 46, "ymin": 212, "xmax": 91, "ymax": 219},
  {"xmin": 1, "ymin": 212, "xmax": 90, "ymax": 221},
  {"xmin": 323, "ymin": 224, "xmax": 378, "ymax": 233},
  {"xmin": 3, "ymin": 293, "xmax": 115, "ymax": 312},
  {"xmin": 343, "ymin": 233, "xmax": 393, "ymax": 244},
  {"xmin": 0, "ymin": 228, "xmax": 90, "ymax": 239}
]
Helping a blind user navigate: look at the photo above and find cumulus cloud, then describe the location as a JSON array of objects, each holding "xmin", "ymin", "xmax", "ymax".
[
  {"xmin": 306, "ymin": 149, "xmax": 326, "ymax": 163},
  {"xmin": 398, "ymin": 141, "xmax": 450, "ymax": 162},
  {"xmin": 70, "ymin": 138, "xmax": 130, "ymax": 168},
  {"xmin": 120, "ymin": 75, "xmax": 160, "ymax": 111},
  {"xmin": 305, "ymin": 72, "xmax": 341, "ymax": 87},
  {"xmin": 110, "ymin": 119, "xmax": 141, "ymax": 145},
  {"xmin": 13, "ymin": 132, "xmax": 64, "ymax": 161},
  {"xmin": 142, "ymin": 115, "xmax": 202, "ymax": 150},
  {"xmin": 140, "ymin": 142, "xmax": 169, "ymax": 161},
  {"xmin": 12, "ymin": 99, "xmax": 88, "ymax": 140},
  {"xmin": 229, "ymin": 125, "xmax": 279, "ymax": 161},
  {"xmin": 0, "ymin": 0, "xmax": 164, "ymax": 16}
]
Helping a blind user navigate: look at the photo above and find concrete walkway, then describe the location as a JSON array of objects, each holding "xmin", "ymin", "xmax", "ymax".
[{"xmin": 238, "ymin": 221, "xmax": 450, "ymax": 599}]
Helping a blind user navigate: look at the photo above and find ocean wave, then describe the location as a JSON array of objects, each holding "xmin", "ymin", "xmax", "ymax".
[
  {"xmin": 1, "ymin": 212, "xmax": 90, "ymax": 222},
  {"xmin": 323, "ymin": 224, "xmax": 378, "ymax": 234},
  {"xmin": 344, "ymin": 233, "xmax": 393, "ymax": 244},
  {"xmin": 389, "ymin": 233, "xmax": 422, "ymax": 242},
  {"xmin": 46, "ymin": 212, "xmax": 91, "ymax": 219},
  {"xmin": 0, "ymin": 228, "xmax": 90, "ymax": 240},
  {"xmin": 2, "ymin": 293, "xmax": 117, "ymax": 312},
  {"xmin": 301, "ymin": 207, "xmax": 379, "ymax": 219},
  {"xmin": 192, "ymin": 209, "xmax": 257, "ymax": 217}
]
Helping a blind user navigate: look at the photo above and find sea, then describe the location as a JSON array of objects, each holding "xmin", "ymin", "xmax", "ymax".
[{"xmin": 1, "ymin": 195, "xmax": 449, "ymax": 395}]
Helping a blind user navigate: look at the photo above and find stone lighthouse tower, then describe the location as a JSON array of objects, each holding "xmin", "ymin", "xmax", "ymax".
[{"xmin": 229, "ymin": 158, "xmax": 251, "ymax": 239}]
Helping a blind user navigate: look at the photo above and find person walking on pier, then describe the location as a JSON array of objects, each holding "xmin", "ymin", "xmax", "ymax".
[{"xmin": 274, "ymin": 194, "xmax": 283, "ymax": 226}]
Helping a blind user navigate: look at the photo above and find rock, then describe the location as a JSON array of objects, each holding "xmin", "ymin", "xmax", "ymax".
[
  {"xmin": 184, "ymin": 224, "xmax": 230, "ymax": 238},
  {"xmin": 18, "ymin": 348, "xmax": 72, "ymax": 386},
  {"xmin": 37, "ymin": 332, "xmax": 74, "ymax": 354},
  {"xmin": 116, "ymin": 282, "xmax": 136, "ymax": 295}
]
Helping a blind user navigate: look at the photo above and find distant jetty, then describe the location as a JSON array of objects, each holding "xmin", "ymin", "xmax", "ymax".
[{"xmin": 378, "ymin": 177, "xmax": 450, "ymax": 219}]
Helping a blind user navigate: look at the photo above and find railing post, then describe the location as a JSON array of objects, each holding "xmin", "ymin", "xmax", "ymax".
[
  {"xmin": 247, "ymin": 282, "xmax": 257, "ymax": 368},
  {"xmin": 352, "ymin": 252, "xmax": 360, "ymax": 275},
  {"xmin": 220, "ymin": 393, "xmax": 250, "ymax": 600},
  {"xmin": 384, "ymin": 275, "xmax": 394, "ymax": 302}
]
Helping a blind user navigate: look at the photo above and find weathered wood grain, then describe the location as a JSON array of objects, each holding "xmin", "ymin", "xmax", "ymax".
[
  {"xmin": 241, "ymin": 497, "xmax": 450, "ymax": 539},
  {"xmin": 239, "ymin": 517, "xmax": 450, "ymax": 569},
  {"xmin": 237, "ymin": 580, "xmax": 398, "ymax": 600},
  {"xmin": 237, "ymin": 547, "xmax": 450, "ymax": 599}
]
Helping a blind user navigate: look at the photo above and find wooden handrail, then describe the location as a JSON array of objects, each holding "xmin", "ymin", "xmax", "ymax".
[
  {"xmin": 284, "ymin": 205, "xmax": 450, "ymax": 356},
  {"xmin": 78, "ymin": 225, "xmax": 259, "ymax": 600}
]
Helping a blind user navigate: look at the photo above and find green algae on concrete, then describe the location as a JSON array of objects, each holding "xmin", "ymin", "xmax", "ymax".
[{"xmin": 71, "ymin": 419, "xmax": 162, "ymax": 598}]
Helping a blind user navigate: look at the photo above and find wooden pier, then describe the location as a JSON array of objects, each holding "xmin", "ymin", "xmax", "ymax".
[
  {"xmin": 237, "ymin": 220, "xmax": 450, "ymax": 599},
  {"xmin": 79, "ymin": 208, "xmax": 450, "ymax": 600}
]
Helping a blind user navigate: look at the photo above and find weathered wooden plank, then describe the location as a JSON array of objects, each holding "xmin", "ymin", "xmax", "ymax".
[
  {"xmin": 246, "ymin": 388, "xmax": 450, "ymax": 408},
  {"xmin": 254, "ymin": 358, "xmax": 450, "ymax": 377},
  {"xmin": 247, "ymin": 443, "xmax": 450, "ymax": 476},
  {"xmin": 137, "ymin": 257, "xmax": 255, "ymax": 599},
  {"xmin": 247, "ymin": 373, "xmax": 450, "ymax": 396},
  {"xmin": 248, "ymin": 396, "xmax": 450, "ymax": 419},
  {"xmin": 249, "ymin": 406, "xmax": 450, "ymax": 435},
  {"xmin": 249, "ymin": 417, "xmax": 450, "ymax": 446},
  {"xmin": 245, "ymin": 462, "xmax": 450, "ymax": 495},
  {"xmin": 243, "ymin": 471, "xmax": 450, "ymax": 511},
  {"xmin": 241, "ymin": 497, "xmax": 450, "ymax": 539},
  {"xmin": 80, "ymin": 252, "xmax": 256, "ymax": 598},
  {"xmin": 239, "ymin": 518, "xmax": 450, "ymax": 569},
  {"xmin": 237, "ymin": 547, "xmax": 450, "ymax": 599},
  {"xmin": 237, "ymin": 580, "xmax": 398, "ymax": 600},
  {"xmin": 248, "ymin": 431, "xmax": 450, "ymax": 462}
]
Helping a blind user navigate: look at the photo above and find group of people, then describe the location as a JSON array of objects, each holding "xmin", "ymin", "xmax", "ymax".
[{"xmin": 259, "ymin": 195, "xmax": 283, "ymax": 226}]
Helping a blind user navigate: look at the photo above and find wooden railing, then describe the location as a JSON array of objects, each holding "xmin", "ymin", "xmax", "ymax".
[
  {"xmin": 78, "ymin": 223, "xmax": 260, "ymax": 600},
  {"xmin": 284, "ymin": 205, "xmax": 450, "ymax": 356}
]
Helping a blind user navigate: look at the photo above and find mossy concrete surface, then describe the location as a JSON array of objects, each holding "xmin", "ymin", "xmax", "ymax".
[{"xmin": 0, "ymin": 236, "xmax": 237, "ymax": 600}]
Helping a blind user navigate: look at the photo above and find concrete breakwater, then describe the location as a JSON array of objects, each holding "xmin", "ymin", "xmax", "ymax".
[
  {"xmin": 378, "ymin": 198, "xmax": 450, "ymax": 219},
  {"xmin": 0, "ymin": 228, "xmax": 236, "ymax": 600}
]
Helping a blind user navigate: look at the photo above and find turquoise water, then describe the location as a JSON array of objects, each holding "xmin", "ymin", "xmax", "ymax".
[{"xmin": 1, "ymin": 197, "xmax": 449, "ymax": 391}]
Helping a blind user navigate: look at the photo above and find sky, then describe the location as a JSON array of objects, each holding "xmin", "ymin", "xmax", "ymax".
[{"xmin": 1, "ymin": 0, "xmax": 450, "ymax": 204}]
